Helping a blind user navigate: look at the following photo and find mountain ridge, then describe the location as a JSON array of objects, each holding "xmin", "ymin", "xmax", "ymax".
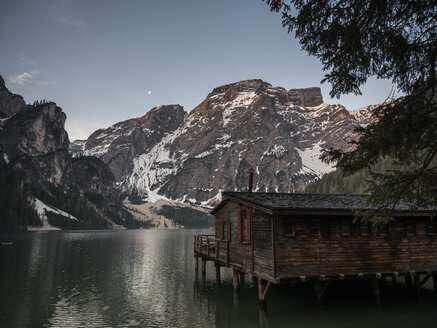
[{"xmin": 72, "ymin": 79, "xmax": 377, "ymax": 208}]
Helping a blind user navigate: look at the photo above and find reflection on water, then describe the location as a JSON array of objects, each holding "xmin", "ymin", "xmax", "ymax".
[{"xmin": 1, "ymin": 230, "xmax": 437, "ymax": 327}]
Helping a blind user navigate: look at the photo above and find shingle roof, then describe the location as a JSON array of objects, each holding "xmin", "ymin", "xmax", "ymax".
[{"xmin": 211, "ymin": 192, "xmax": 437, "ymax": 214}]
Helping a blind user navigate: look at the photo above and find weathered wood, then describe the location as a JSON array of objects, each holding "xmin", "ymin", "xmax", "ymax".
[
  {"xmin": 207, "ymin": 198, "xmax": 437, "ymax": 308},
  {"xmin": 433, "ymin": 272, "xmax": 437, "ymax": 292},
  {"xmin": 370, "ymin": 278, "xmax": 380, "ymax": 304},
  {"xmin": 233, "ymin": 269, "xmax": 240, "ymax": 293},
  {"xmin": 202, "ymin": 259, "xmax": 206, "ymax": 275},
  {"xmin": 258, "ymin": 278, "xmax": 270, "ymax": 310},
  {"xmin": 194, "ymin": 256, "xmax": 198, "ymax": 272},
  {"xmin": 216, "ymin": 264, "xmax": 221, "ymax": 285},
  {"xmin": 314, "ymin": 280, "xmax": 332, "ymax": 308},
  {"xmin": 405, "ymin": 274, "xmax": 413, "ymax": 290},
  {"xmin": 239, "ymin": 272, "xmax": 245, "ymax": 288}
]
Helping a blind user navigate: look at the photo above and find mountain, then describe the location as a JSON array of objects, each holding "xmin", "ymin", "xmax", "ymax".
[
  {"xmin": 73, "ymin": 79, "xmax": 375, "ymax": 207},
  {"xmin": 0, "ymin": 75, "xmax": 144, "ymax": 231}
]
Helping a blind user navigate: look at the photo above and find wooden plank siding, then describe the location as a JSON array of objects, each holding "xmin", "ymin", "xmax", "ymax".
[
  {"xmin": 211, "ymin": 198, "xmax": 437, "ymax": 282},
  {"xmin": 214, "ymin": 201, "xmax": 253, "ymax": 271},
  {"xmin": 252, "ymin": 211, "xmax": 273, "ymax": 277},
  {"xmin": 274, "ymin": 215, "xmax": 437, "ymax": 279}
]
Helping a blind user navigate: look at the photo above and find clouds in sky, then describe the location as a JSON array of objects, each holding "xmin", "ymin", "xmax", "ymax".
[
  {"xmin": 7, "ymin": 70, "xmax": 56, "ymax": 87},
  {"xmin": 7, "ymin": 70, "xmax": 39, "ymax": 85}
]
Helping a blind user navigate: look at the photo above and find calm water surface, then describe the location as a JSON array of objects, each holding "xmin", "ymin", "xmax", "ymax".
[{"xmin": 1, "ymin": 229, "xmax": 437, "ymax": 327}]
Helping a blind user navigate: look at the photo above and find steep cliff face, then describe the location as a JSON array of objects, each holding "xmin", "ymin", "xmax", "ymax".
[
  {"xmin": 0, "ymin": 102, "xmax": 72, "ymax": 187},
  {"xmin": 76, "ymin": 79, "xmax": 375, "ymax": 207},
  {"xmin": 0, "ymin": 74, "xmax": 139, "ymax": 230},
  {"xmin": 0, "ymin": 75, "xmax": 26, "ymax": 118}
]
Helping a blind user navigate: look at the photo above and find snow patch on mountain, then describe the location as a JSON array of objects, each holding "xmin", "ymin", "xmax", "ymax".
[
  {"xmin": 28, "ymin": 198, "xmax": 79, "ymax": 230},
  {"xmin": 296, "ymin": 142, "xmax": 334, "ymax": 177}
]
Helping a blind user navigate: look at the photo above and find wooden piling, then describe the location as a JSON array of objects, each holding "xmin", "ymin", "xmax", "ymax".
[
  {"xmin": 405, "ymin": 274, "xmax": 413, "ymax": 290},
  {"xmin": 215, "ymin": 264, "xmax": 221, "ymax": 285},
  {"xmin": 194, "ymin": 256, "xmax": 199, "ymax": 272},
  {"xmin": 239, "ymin": 272, "xmax": 245, "ymax": 288},
  {"xmin": 433, "ymin": 272, "xmax": 437, "ymax": 292},
  {"xmin": 202, "ymin": 259, "xmax": 206, "ymax": 276},
  {"xmin": 258, "ymin": 278, "xmax": 270, "ymax": 310},
  {"xmin": 314, "ymin": 281, "xmax": 323, "ymax": 308},
  {"xmin": 370, "ymin": 277, "xmax": 380, "ymax": 305},
  {"xmin": 233, "ymin": 269, "xmax": 240, "ymax": 293}
]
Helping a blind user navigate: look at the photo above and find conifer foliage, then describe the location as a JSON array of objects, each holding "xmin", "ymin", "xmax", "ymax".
[{"xmin": 264, "ymin": 0, "xmax": 437, "ymax": 208}]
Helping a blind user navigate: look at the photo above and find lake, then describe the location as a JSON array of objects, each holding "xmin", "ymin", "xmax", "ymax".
[{"xmin": 1, "ymin": 229, "xmax": 437, "ymax": 327}]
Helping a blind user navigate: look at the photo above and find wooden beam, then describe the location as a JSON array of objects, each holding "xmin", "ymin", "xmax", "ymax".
[
  {"xmin": 202, "ymin": 259, "xmax": 206, "ymax": 275},
  {"xmin": 415, "ymin": 273, "xmax": 431, "ymax": 290},
  {"xmin": 405, "ymin": 274, "xmax": 413, "ymax": 290},
  {"xmin": 216, "ymin": 264, "xmax": 221, "ymax": 285},
  {"xmin": 314, "ymin": 280, "xmax": 332, "ymax": 308},
  {"xmin": 233, "ymin": 269, "xmax": 240, "ymax": 293},
  {"xmin": 239, "ymin": 272, "xmax": 245, "ymax": 288},
  {"xmin": 258, "ymin": 279, "xmax": 271, "ymax": 310},
  {"xmin": 370, "ymin": 277, "xmax": 381, "ymax": 305},
  {"xmin": 433, "ymin": 272, "xmax": 437, "ymax": 293}
]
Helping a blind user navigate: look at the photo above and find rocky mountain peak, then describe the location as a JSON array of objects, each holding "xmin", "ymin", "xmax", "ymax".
[
  {"xmin": 0, "ymin": 74, "xmax": 26, "ymax": 118},
  {"xmin": 288, "ymin": 87, "xmax": 323, "ymax": 107},
  {"xmin": 73, "ymin": 78, "xmax": 378, "ymax": 208},
  {"xmin": 208, "ymin": 79, "xmax": 271, "ymax": 97}
]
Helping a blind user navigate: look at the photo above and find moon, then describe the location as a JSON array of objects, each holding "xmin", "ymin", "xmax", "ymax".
[{"xmin": 148, "ymin": 90, "xmax": 152, "ymax": 95}]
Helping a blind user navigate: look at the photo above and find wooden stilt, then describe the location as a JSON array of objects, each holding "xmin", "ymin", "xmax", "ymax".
[
  {"xmin": 405, "ymin": 274, "xmax": 413, "ymax": 290},
  {"xmin": 314, "ymin": 280, "xmax": 331, "ymax": 308},
  {"xmin": 239, "ymin": 272, "xmax": 245, "ymax": 288},
  {"xmin": 215, "ymin": 264, "xmax": 221, "ymax": 285},
  {"xmin": 392, "ymin": 272, "xmax": 398, "ymax": 285},
  {"xmin": 201, "ymin": 259, "xmax": 206, "ymax": 276},
  {"xmin": 314, "ymin": 281, "xmax": 323, "ymax": 308},
  {"xmin": 413, "ymin": 274, "xmax": 421, "ymax": 291},
  {"xmin": 370, "ymin": 277, "xmax": 380, "ymax": 305},
  {"xmin": 258, "ymin": 278, "xmax": 270, "ymax": 310},
  {"xmin": 233, "ymin": 269, "xmax": 240, "ymax": 294},
  {"xmin": 194, "ymin": 256, "xmax": 199, "ymax": 272},
  {"xmin": 433, "ymin": 272, "xmax": 437, "ymax": 292}
]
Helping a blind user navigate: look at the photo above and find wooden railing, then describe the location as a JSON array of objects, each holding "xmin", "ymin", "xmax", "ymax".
[{"xmin": 194, "ymin": 235, "xmax": 229, "ymax": 265}]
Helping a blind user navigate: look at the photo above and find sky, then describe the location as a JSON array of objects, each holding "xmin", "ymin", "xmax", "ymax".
[{"xmin": 0, "ymin": 0, "xmax": 399, "ymax": 141}]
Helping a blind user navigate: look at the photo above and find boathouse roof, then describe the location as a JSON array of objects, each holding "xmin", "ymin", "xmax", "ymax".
[{"xmin": 211, "ymin": 192, "xmax": 437, "ymax": 215}]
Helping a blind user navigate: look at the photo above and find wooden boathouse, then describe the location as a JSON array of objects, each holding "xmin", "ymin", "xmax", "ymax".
[{"xmin": 194, "ymin": 191, "xmax": 437, "ymax": 308}]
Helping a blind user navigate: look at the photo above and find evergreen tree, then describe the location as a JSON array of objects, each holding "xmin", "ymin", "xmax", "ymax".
[{"xmin": 264, "ymin": 0, "xmax": 436, "ymax": 208}]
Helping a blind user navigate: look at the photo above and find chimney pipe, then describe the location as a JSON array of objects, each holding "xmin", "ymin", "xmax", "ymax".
[{"xmin": 248, "ymin": 168, "xmax": 254, "ymax": 196}]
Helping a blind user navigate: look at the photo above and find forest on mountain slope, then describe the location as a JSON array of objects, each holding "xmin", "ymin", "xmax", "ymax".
[{"xmin": 305, "ymin": 158, "xmax": 393, "ymax": 194}]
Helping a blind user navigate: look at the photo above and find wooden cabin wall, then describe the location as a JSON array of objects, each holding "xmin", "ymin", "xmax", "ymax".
[
  {"xmin": 215, "ymin": 201, "xmax": 252, "ymax": 271},
  {"xmin": 252, "ymin": 210, "xmax": 274, "ymax": 277},
  {"xmin": 274, "ymin": 215, "xmax": 437, "ymax": 279}
]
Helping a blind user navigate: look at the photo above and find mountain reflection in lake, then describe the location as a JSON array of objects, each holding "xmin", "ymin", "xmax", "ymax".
[{"xmin": 1, "ymin": 229, "xmax": 437, "ymax": 327}]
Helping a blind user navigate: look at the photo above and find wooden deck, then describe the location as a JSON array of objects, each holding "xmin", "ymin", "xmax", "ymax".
[{"xmin": 194, "ymin": 234, "xmax": 229, "ymax": 266}]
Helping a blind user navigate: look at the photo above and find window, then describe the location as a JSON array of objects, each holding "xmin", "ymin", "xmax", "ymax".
[
  {"xmin": 310, "ymin": 219, "xmax": 320, "ymax": 236},
  {"xmin": 359, "ymin": 222, "xmax": 370, "ymax": 236},
  {"xmin": 283, "ymin": 218, "xmax": 294, "ymax": 236},
  {"xmin": 238, "ymin": 209, "xmax": 251, "ymax": 243},
  {"xmin": 405, "ymin": 219, "xmax": 416, "ymax": 236},
  {"xmin": 341, "ymin": 219, "xmax": 351, "ymax": 236},
  {"xmin": 426, "ymin": 218, "xmax": 436, "ymax": 235},
  {"xmin": 378, "ymin": 223, "xmax": 388, "ymax": 236}
]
